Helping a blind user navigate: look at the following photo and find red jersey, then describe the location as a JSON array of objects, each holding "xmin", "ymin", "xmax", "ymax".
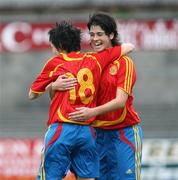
[
  {"xmin": 92, "ymin": 55, "xmax": 140, "ymax": 129},
  {"xmin": 30, "ymin": 46, "xmax": 121, "ymax": 126}
]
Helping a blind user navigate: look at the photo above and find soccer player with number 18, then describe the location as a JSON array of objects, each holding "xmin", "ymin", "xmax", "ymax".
[{"xmin": 28, "ymin": 21, "xmax": 134, "ymax": 180}]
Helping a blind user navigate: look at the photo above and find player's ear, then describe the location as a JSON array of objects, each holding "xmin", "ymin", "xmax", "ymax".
[{"xmin": 109, "ymin": 33, "xmax": 114, "ymax": 40}]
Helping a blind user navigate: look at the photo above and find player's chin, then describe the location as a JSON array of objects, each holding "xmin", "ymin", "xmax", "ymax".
[{"xmin": 92, "ymin": 45, "xmax": 105, "ymax": 52}]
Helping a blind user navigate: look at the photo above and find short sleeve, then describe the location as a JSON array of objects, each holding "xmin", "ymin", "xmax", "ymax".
[
  {"xmin": 30, "ymin": 58, "xmax": 63, "ymax": 93},
  {"xmin": 116, "ymin": 56, "xmax": 136, "ymax": 95}
]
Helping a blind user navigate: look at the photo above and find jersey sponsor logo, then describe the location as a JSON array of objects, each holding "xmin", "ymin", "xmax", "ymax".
[{"xmin": 109, "ymin": 64, "xmax": 118, "ymax": 75}]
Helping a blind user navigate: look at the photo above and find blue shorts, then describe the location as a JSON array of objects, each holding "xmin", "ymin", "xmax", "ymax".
[
  {"xmin": 37, "ymin": 123, "xmax": 99, "ymax": 180},
  {"xmin": 95, "ymin": 124, "xmax": 142, "ymax": 180}
]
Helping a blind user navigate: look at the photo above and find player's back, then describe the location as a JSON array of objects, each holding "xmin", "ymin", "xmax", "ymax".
[{"xmin": 48, "ymin": 52, "xmax": 103, "ymax": 125}]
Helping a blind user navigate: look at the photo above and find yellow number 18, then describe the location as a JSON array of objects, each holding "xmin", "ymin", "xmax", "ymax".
[{"xmin": 66, "ymin": 68, "xmax": 95, "ymax": 105}]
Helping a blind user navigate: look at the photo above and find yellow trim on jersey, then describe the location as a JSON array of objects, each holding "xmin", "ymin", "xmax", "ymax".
[
  {"xmin": 40, "ymin": 148, "xmax": 46, "ymax": 180},
  {"xmin": 123, "ymin": 56, "xmax": 133, "ymax": 95},
  {"xmin": 133, "ymin": 125, "xmax": 141, "ymax": 180},
  {"xmin": 30, "ymin": 88, "xmax": 44, "ymax": 94},
  {"xmin": 49, "ymin": 64, "xmax": 63, "ymax": 77},
  {"xmin": 92, "ymin": 106, "xmax": 127, "ymax": 127},
  {"xmin": 61, "ymin": 53, "xmax": 84, "ymax": 61},
  {"xmin": 61, "ymin": 53, "xmax": 102, "ymax": 74},
  {"xmin": 57, "ymin": 107, "xmax": 90, "ymax": 125},
  {"xmin": 113, "ymin": 56, "xmax": 134, "ymax": 95}
]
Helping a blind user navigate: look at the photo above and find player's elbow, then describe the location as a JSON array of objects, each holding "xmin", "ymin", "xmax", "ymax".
[
  {"xmin": 115, "ymin": 95, "xmax": 128, "ymax": 109},
  {"xmin": 28, "ymin": 90, "xmax": 37, "ymax": 100},
  {"xmin": 115, "ymin": 99, "xmax": 125, "ymax": 109},
  {"xmin": 28, "ymin": 93, "xmax": 35, "ymax": 100}
]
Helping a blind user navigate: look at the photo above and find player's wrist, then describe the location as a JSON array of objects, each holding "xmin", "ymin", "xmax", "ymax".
[
  {"xmin": 45, "ymin": 82, "xmax": 52, "ymax": 91},
  {"xmin": 51, "ymin": 82, "xmax": 55, "ymax": 90},
  {"xmin": 92, "ymin": 107, "xmax": 100, "ymax": 117}
]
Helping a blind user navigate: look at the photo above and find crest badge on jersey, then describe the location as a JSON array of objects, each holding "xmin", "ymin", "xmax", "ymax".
[{"xmin": 109, "ymin": 64, "xmax": 118, "ymax": 75}]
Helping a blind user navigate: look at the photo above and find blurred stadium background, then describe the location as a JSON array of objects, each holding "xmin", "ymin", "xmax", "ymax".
[{"xmin": 0, "ymin": 0, "xmax": 178, "ymax": 179}]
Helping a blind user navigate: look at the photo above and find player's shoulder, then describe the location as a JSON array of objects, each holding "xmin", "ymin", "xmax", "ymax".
[
  {"xmin": 113, "ymin": 55, "xmax": 134, "ymax": 68},
  {"xmin": 44, "ymin": 55, "xmax": 63, "ymax": 68},
  {"xmin": 46, "ymin": 54, "xmax": 60, "ymax": 63},
  {"xmin": 117, "ymin": 55, "xmax": 134, "ymax": 63},
  {"xmin": 84, "ymin": 51, "xmax": 99, "ymax": 61}
]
